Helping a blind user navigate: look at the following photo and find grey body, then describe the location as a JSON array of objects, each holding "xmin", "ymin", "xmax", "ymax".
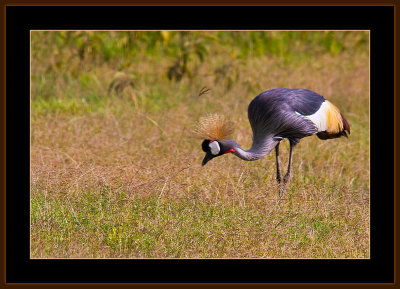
[
  {"xmin": 219, "ymin": 89, "xmax": 321, "ymax": 162},
  {"xmin": 248, "ymin": 89, "xmax": 320, "ymax": 145}
]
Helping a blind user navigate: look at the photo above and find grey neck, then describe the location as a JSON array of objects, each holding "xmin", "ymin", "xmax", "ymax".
[{"xmin": 221, "ymin": 136, "xmax": 278, "ymax": 161}]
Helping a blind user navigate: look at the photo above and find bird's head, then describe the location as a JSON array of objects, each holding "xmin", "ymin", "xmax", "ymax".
[
  {"xmin": 193, "ymin": 113, "xmax": 235, "ymax": 166},
  {"xmin": 201, "ymin": 139, "xmax": 235, "ymax": 166}
]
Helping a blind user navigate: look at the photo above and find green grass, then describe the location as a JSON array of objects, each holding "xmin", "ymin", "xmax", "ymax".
[
  {"xmin": 30, "ymin": 31, "xmax": 369, "ymax": 258},
  {"xmin": 31, "ymin": 185, "xmax": 368, "ymax": 258}
]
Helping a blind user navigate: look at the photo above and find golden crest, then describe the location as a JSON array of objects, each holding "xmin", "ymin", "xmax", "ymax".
[{"xmin": 193, "ymin": 114, "xmax": 234, "ymax": 140}]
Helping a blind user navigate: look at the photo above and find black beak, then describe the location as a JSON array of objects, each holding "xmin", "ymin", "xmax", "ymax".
[{"xmin": 202, "ymin": 152, "xmax": 215, "ymax": 166}]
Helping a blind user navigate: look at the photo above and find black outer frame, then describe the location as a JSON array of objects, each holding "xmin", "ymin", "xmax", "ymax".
[{"xmin": 5, "ymin": 5, "xmax": 394, "ymax": 284}]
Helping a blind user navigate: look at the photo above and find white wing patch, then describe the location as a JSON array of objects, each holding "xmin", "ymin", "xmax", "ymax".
[
  {"xmin": 295, "ymin": 101, "xmax": 328, "ymax": 132},
  {"xmin": 209, "ymin": 141, "xmax": 220, "ymax": 155}
]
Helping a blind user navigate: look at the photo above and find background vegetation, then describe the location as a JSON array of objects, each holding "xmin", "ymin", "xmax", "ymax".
[{"xmin": 31, "ymin": 31, "xmax": 369, "ymax": 258}]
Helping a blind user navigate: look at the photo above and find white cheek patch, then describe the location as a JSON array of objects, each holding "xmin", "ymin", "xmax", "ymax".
[
  {"xmin": 295, "ymin": 101, "xmax": 328, "ymax": 132},
  {"xmin": 209, "ymin": 141, "xmax": 220, "ymax": 155}
]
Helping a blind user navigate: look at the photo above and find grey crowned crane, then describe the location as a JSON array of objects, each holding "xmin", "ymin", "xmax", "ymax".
[{"xmin": 194, "ymin": 88, "xmax": 350, "ymax": 195}]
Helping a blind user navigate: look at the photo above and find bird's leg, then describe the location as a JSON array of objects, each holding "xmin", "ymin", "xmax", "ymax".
[
  {"xmin": 279, "ymin": 140, "xmax": 295, "ymax": 196},
  {"xmin": 283, "ymin": 141, "xmax": 295, "ymax": 184},
  {"xmin": 275, "ymin": 143, "xmax": 282, "ymax": 184}
]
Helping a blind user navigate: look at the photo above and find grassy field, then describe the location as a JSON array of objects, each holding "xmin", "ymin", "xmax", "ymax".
[{"xmin": 30, "ymin": 31, "xmax": 369, "ymax": 258}]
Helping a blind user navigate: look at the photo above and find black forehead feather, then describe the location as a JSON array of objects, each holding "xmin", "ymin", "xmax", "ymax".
[{"xmin": 201, "ymin": 140, "xmax": 210, "ymax": 152}]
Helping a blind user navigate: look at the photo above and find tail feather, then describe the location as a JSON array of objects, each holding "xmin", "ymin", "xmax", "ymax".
[{"xmin": 340, "ymin": 112, "xmax": 351, "ymax": 135}]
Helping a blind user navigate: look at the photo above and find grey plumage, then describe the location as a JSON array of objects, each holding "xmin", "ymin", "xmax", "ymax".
[{"xmin": 248, "ymin": 89, "xmax": 320, "ymax": 144}]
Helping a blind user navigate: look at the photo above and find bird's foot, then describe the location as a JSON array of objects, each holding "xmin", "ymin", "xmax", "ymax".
[
  {"xmin": 283, "ymin": 174, "xmax": 291, "ymax": 184},
  {"xmin": 278, "ymin": 175, "xmax": 291, "ymax": 197},
  {"xmin": 278, "ymin": 183, "xmax": 287, "ymax": 197}
]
